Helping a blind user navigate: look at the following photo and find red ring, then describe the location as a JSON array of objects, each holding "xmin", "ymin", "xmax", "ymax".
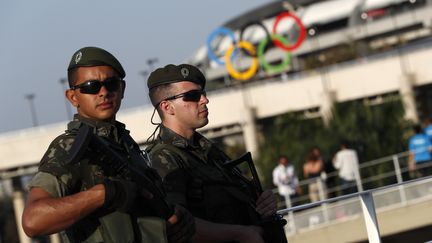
[{"xmin": 271, "ymin": 12, "xmax": 306, "ymax": 51}]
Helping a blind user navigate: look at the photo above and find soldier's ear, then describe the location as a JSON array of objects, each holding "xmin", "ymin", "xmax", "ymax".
[
  {"xmin": 159, "ymin": 100, "xmax": 175, "ymax": 116},
  {"xmin": 66, "ymin": 89, "xmax": 79, "ymax": 108}
]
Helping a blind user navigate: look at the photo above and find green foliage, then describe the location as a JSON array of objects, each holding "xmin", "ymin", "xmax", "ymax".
[{"xmin": 256, "ymin": 96, "xmax": 412, "ymax": 189}]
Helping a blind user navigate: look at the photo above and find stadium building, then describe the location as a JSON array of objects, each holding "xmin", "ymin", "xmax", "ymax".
[{"xmin": 2, "ymin": 0, "xmax": 432, "ymax": 242}]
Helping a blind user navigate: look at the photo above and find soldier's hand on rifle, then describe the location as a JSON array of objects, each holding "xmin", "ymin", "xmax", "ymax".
[
  {"xmin": 166, "ymin": 205, "xmax": 196, "ymax": 243},
  {"xmin": 102, "ymin": 178, "xmax": 139, "ymax": 212},
  {"xmin": 256, "ymin": 189, "xmax": 277, "ymax": 218}
]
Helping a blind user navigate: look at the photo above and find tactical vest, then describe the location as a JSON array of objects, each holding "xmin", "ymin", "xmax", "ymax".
[
  {"xmin": 39, "ymin": 121, "xmax": 167, "ymax": 243},
  {"xmin": 147, "ymin": 142, "xmax": 261, "ymax": 226}
]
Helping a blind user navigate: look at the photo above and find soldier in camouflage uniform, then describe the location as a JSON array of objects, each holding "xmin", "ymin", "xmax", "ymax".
[
  {"xmin": 22, "ymin": 47, "xmax": 195, "ymax": 243},
  {"xmin": 146, "ymin": 64, "xmax": 278, "ymax": 243}
]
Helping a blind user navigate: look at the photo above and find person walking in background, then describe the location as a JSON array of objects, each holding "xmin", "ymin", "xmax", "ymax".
[
  {"xmin": 273, "ymin": 155, "xmax": 302, "ymax": 207},
  {"xmin": 408, "ymin": 124, "xmax": 432, "ymax": 178},
  {"xmin": 303, "ymin": 147, "xmax": 327, "ymax": 202},
  {"xmin": 333, "ymin": 141, "xmax": 360, "ymax": 195}
]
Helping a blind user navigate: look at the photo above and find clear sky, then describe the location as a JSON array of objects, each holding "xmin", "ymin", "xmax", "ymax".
[{"xmin": 0, "ymin": 0, "xmax": 269, "ymax": 133}]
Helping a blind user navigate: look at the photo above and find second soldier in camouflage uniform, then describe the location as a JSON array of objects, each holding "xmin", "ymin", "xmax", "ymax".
[{"xmin": 146, "ymin": 64, "xmax": 277, "ymax": 243}]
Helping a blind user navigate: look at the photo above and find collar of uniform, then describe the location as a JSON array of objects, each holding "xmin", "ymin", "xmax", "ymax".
[
  {"xmin": 69, "ymin": 114, "xmax": 126, "ymax": 141},
  {"xmin": 158, "ymin": 124, "xmax": 205, "ymax": 149}
]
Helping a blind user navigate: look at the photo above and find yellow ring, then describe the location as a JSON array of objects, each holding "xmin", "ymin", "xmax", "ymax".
[{"xmin": 224, "ymin": 41, "xmax": 259, "ymax": 81}]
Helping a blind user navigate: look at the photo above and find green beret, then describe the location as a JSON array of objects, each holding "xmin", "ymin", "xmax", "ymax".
[
  {"xmin": 147, "ymin": 64, "xmax": 206, "ymax": 90},
  {"xmin": 67, "ymin": 47, "xmax": 125, "ymax": 78}
]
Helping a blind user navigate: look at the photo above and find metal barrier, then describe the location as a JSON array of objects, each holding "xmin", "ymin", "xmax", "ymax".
[
  {"xmin": 278, "ymin": 176, "xmax": 432, "ymax": 242},
  {"xmin": 274, "ymin": 150, "xmax": 432, "ymax": 242}
]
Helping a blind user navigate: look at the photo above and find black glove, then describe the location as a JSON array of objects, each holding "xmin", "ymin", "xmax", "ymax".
[
  {"xmin": 166, "ymin": 205, "xmax": 196, "ymax": 243},
  {"xmin": 103, "ymin": 178, "xmax": 138, "ymax": 212}
]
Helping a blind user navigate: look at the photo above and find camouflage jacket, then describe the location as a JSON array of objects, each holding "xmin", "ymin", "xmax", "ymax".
[
  {"xmin": 29, "ymin": 114, "xmax": 167, "ymax": 243},
  {"xmin": 31, "ymin": 114, "xmax": 128, "ymax": 195},
  {"xmin": 147, "ymin": 125, "xmax": 260, "ymax": 225}
]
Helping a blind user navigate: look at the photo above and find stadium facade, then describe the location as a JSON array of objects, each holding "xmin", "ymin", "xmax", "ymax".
[
  {"xmin": 3, "ymin": 0, "xmax": 432, "ymax": 171},
  {"xmin": 3, "ymin": 1, "xmax": 432, "ymax": 242}
]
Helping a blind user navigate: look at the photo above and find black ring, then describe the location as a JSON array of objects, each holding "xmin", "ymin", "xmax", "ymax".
[{"xmin": 239, "ymin": 21, "xmax": 272, "ymax": 57}]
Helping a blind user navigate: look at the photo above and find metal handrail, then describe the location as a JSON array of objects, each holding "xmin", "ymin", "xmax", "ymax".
[
  {"xmin": 278, "ymin": 176, "xmax": 432, "ymax": 243},
  {"xmin": 278, "ymin": 175, "xmax": 432, "ymax": 214}
]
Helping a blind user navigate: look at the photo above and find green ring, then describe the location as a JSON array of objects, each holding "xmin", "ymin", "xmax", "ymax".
[{"xmin": 257, "ymin": 34, "xmax": 292, "ymax": 74}]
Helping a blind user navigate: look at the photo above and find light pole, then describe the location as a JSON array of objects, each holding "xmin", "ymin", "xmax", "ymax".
[
  {"xmin": 140, "ymin": 58, "xmax": 159, "ymax": 82},
  {"xmin": 59, "ymin": 78, "xmax": 73, "ymax": 120},
  {"xmin": 146, "ymin": 58, "xmax": 159, "ymax": 72},
  {"xmin": 140, "ymin": 70, "xmax": 150, "ymax": 80},
  {"xmin": 24, "ymin": 93, "xmax": 38, "ymax": 127}
]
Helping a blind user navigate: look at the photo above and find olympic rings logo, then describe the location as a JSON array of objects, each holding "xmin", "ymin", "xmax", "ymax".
[{"xmin": 207, "ymin": 12, "xmax": 306, "ymax": 81}]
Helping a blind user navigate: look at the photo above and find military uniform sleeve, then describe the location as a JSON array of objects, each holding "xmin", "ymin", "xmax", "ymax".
[
  {"xmin": 34, "ymin": 133, "xmax": 82, "ymax": 196},
  {"xmin": 149, "ymin": 148, "xmax": 188, "ymax": 206},
  {"xmin": 27, "ymin": 172, "xmax": 65, "ymax": 198}
]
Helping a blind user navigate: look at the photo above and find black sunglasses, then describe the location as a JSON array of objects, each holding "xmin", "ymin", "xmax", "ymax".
[
  {"xmin": 165, "ymin": 89, "xmax": 207, "ymax": 103},
  {"xmin": 71, "ymin": 77, "xmax": 124, "ymax": 94}
]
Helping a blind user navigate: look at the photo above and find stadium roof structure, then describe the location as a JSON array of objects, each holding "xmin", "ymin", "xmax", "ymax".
[
  {"xmin": 186, "ymin": 0, "xmax": 419, "ymax": 86},
  {"xmin": 222, "ymin": 0, "xmax": 350, "ymax": 30}
]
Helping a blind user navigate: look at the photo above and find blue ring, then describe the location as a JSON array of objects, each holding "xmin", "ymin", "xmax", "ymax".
[{"xmin": 207, "ymin": 27, "xmax": 238, "ymax": 65}]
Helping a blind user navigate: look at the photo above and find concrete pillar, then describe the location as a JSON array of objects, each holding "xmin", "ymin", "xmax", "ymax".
[
  {"xmin": 399, "ymin": 72, "xmax": 419, "ymax": 123},
  {"xmin": 50, "ymin": 233, "xmax": 61, "ymax": 243},
  {"xmin": 320, "ymin": 90, "xmax": 335, "ymax": 126},
  {"xmin": 242, "ymin": 106, "xmax": 259, "ymax": 159}
]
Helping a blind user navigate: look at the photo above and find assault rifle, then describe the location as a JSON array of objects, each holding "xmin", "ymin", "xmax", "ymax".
[
  {"xmin": 65, "ymin": 124, "xmax": 173, "ymax": 219},
  {"xmin": 224, "ymin": 152, "xmax": 288, "ymax": 243}
]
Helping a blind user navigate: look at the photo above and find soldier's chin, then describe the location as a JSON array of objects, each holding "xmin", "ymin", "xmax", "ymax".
[{"xmin": 197, "ymin": 119, "xmax": 209, "ymax": 128}]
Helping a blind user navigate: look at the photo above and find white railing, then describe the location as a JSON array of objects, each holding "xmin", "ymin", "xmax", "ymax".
[
  {"xmin": 274, "ymin": 150, "xmax": 432, "ymax": 242},
  {"xmin": 277, "ymin": 176, "xmax": 432, "ymax": 242}
]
